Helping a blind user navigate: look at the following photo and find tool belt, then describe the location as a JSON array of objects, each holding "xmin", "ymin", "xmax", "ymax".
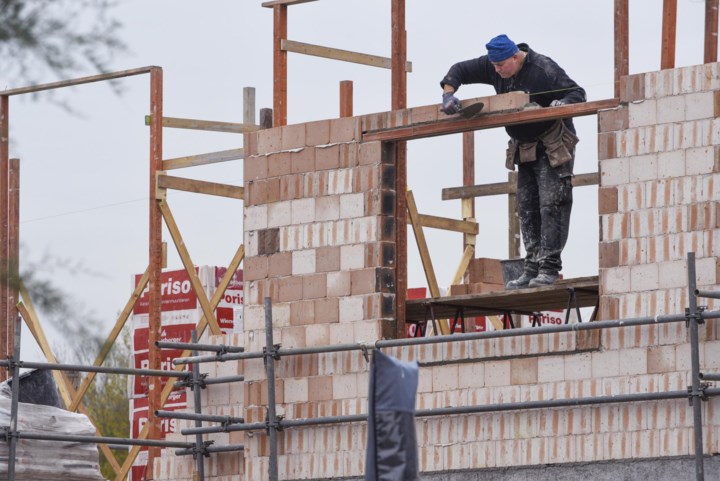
[{"xmin": 505, "ymin": 119, "xmax": 579, "ymax": 171}]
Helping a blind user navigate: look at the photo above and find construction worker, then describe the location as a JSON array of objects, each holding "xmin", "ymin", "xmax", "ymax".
[{"xmin": 440, "ymin": 34, "xmax": 586, "ymax": 288}]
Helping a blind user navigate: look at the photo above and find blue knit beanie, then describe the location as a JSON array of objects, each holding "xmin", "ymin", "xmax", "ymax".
[{"xmin": 486, "ymin": 34, "xmax": 518, "ymax": 62}]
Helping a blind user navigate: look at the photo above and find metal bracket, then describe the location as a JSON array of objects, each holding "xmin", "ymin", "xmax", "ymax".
[
  {"xmin": 262, "ymin": 344, "xmax": 281, "ymax": 366},
  {"xmin": 687, "ymin": 382, "xmax": 710, "ymax": 405},
  {"xmin": 265, "ymin": 412, "xmax": 284, "ymax": 434},
  {"xmin": 192, "ymin": 440, "xmax": 214, "ymax": 459},
  {"xmin": 685, "ymin": 306, "xmax": 707, "ymax": 328},
  {"xmin": 0, "ymin": 426, "xmax": 10, "ymax": 443}
]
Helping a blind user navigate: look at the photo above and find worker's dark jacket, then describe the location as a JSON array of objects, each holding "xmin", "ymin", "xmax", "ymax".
[{"xmin": 441, "ymin": 43, "xmax": 586, "ymax": 170}]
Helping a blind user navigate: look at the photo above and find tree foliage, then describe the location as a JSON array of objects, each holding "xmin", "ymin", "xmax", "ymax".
[{"xmin": 0, "ymin": 0, "xmax": 126, "ymax": 89}]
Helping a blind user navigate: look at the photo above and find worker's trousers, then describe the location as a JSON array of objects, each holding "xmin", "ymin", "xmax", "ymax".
[{"xmin": 516, "ymin": 153, "xmax": 573, "ymax": 276}]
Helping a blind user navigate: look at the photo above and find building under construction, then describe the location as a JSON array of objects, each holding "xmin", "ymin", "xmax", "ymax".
[{"xmin": 2, "ymin": 0, "xmax": 720, "ymax": 480}]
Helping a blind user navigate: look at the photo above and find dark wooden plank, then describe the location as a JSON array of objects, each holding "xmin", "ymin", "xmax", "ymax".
[
  {"xmin": 2, "ymin": 66, "xmax": 155, "ymax": 96},
  {"xmin": 405, "ymin": 276, "xmax": 599, "ymax": 322},
  {"xmin": 363, "ymin": 99, "xmax": 619, "ymax": 143}
]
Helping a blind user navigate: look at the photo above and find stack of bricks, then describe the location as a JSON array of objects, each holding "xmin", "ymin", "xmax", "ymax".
[
  {"xmin": 448, "ymin": 257, "xmax": 506, "ymax": 296},
  {"xmin": 598, "ymin": 64, "xmax": 720, "ymax": 320}
]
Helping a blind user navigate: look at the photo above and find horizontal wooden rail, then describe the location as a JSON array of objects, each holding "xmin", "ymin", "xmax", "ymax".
[
  {"xmin": 443, "ymin": 172, "xmax": 599, "ymax": 200},
  {"xmin": 281, "ymin": 39, "xmax": 412, "ymax": 72},
  {"xmin": 363, "ymin": 98, "xmax": 619, "ymax": 143},
  {"xmin": 2, "ymin": 66, "xmax": 157, "ymax": 96},
  {"xmin": 157, "ymin": 174, "xmax": 245, "ymax": 200},
  {"xmin": 262, "ymin": 0, "xmax": 317, "ymax": 6},
  {"xmin": 405, "ymin": 213, "xmax": 478, "ymax": 235},
  {"xmin": 163, "ymin": 148, "xmax": 244, "ymax": 170},
  {"xmin": 146, "ymin": 116, "xmax": 260, "ymax": 134}
]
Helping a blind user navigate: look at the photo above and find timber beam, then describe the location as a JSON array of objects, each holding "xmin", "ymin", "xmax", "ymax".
[
  {"xmin": 157, "ymin": 174, "xmax": 245, "ymax": 200},
  {"xmin": 443, "ymin": 172, "xmax": 599, "ymax": 201},
  {"xmin": 363, "ymin": 99, "xmax": 619, "ymax": 143}
]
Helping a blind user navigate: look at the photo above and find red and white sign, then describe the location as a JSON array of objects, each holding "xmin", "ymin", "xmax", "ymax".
[
  {"xmin": 133, "ymin": 268, "xmax": 199, "ymax": 315},
  {"xmin": 130, "ymin": 390, "xmax": 187, "ymax": 481}
]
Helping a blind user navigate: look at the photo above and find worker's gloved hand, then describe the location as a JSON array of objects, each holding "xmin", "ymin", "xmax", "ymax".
[
  {"xmin": 550, "ymin": 99, "xmax": 566, "ymax": 107},
  {"xmin": 441, "ymin": 92, "xmax": 462, "ymax": 115}
]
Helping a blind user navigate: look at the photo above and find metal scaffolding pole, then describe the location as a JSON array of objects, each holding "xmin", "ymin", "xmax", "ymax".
[
  {"xmin": 190, "ymin": 330, "xmax": 205, "ymax": 481},
  {"xmin": 156, "ymin": 410, "xmax": 244, "ymax": 425},
  {"xmin": 156, "ymin": 340, "xmax": 244, "ymax": 354},
  {"xmin": 0, "ymin": 359, "xmax": 190, "ymax": 378},
  {"xmin": 173, "ymin": 310, "xmax": 720, "ymax": 366},
  {"xmin": 687, "ymin": 253, "xmax": 705, "ymax": 481},
  {"xmin": 264, "ymin": 297, "xmax": 279, "ymax": 481}
]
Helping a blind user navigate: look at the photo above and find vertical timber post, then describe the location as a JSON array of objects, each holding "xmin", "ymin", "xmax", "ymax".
[
  {"xmin": 7, "ymin": 159, "xmax": 19, "ymax": 355},
  {"xmin": 392, "ymin": 0, "xmax": 407, "ymax": 338},
  {"xmin": 508, "ymin": 171, "xmax": 520, "ymax": 258},
  {"xmin": 273, "ymin": 5, "xmax": 288, "ymax": 127},
  {"xmin": 661, "ymin": 0, "xmax": 677, "ymax": 69},
  {"xmin": 147, "ymin": 66, "xmax": 164, "ymax": 476},
  {"xmin": 705, "ymin": 0, "xmax": 719, "ymax": 64},
  {"xmin": 340, "ymin": 80, "xmax": 353, "ymax": 118},
  {"xmin": 614, "ymin": 0, "xmax": 629, "ymax": 98},
  {"xmin": 462, "ymin": 132, "xmax": 475, "ymax": 268},
  {"xmin": 243, "ymin": 86, "xmax": 256, "ymax": 126}
]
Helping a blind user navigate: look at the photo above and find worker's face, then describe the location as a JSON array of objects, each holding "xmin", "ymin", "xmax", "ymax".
[{"xmin": 492, "ymin": 53, "xmax": 523, "ymax": 79}]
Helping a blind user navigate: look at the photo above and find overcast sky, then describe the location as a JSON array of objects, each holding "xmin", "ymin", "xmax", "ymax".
[{"xmin": 3, "ymin": 0, "xmax": 715, "ymax": 361}]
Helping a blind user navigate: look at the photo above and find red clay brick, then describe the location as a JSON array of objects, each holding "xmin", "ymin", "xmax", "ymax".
[
  {"xmin": 305, "ymin": 120, "xmax": 331, "ymax": 146},
  {"xmin": 280, "ymin": 174, "xmax": 304, "ymax": 201},
  {"xmin": 266, "ymin": 177, "xmax": 281, "ymax": 204},
  {"xmin": 268, "ymin": 252, "xmax": 292, "ymax": 278},
  {"xmin": 361, "ymin": 112, "xmax": 388, "ymax": 132},
  {"xmin": 316, "ymin": 246, "xmax": 340, "ymax": 272},
  {"xmin": 290, "ymin": 299, "xmax": 315, "ymax": 326},
  {"xmin": 267, "ymin": 152, "xmax": 292, "ymax": 178},
  {"xmin": 244, "ymin": 156, "xmax": 268, "ymax": 182},
  {"xmin": 449, "ymin": 284, "xmax": 469, "ymax": 296},
  {"xmin": 245, "ymin": 181, "xmax": 264, "ymax": 206},
  {"xmin": 278, "ymin": 276, "xmax": 303, "ymax": 302},
  {"xmin": 598, "ymin": 106, "xmax": 629, "ymax": 132},
  {"xmin": 598, "ymin": 187, "xmax": 619, "ymax": 215},
  {"xmin": 308, "ymin": 376, "xmax": 333, "ymax": 401},
  {"xmin": 257, "ymin": 127, "xmax": 282, "ymax": 154},
  {"xmin": 353, "ymin": 165, "xmax": 379, "ymax": 193},
  {"xmin": 410, "ymin": 105, "xmax": 439, "ymax": 124},
  {"xmin": 620, "ymin": 73, "xmax": 646, "ymax": 103},
  {"xmin": 598, "ymin": 132, "xmax": 617, "ymax": 160},
  {"xmin": 316, "ymin": 145, "xmax": 340, "ymax": 171},
  {"xmin": 351, "ymin": 268, "xmax": 376, "ymax": 295},
  {"xmin": 359, "ymin": 141, "xmax": 382, "ymax": 166},
  {"xmin": 468, "ymin": 258, "xmax": 504, "ymax": 284},
  {"xmin": 365, "ymin": 242, "xmax": 395, "ymax": 268},
  {"xmin": 303, "ymin": 273, "xmax": 327, "ymax": 299},
  {"xmin": 244, "ymin": 132, "xmax": 258, "ymax": 156},
  {"xmin": 291, "ymin": 148, "xmax": 315, "ymax": 174},
  {"xmin": 329, "ymin": 117, "xmax": 356, "ymax": 143},
  {"xmin": 364, "ymin": 293, "xmax": 395, "ymax": 319},
  {"xmin": 327, "ymin": 271, "xmax": 351, "ymax": 297},
  {"xmin": 339, "ymin": 143, "xmax": 359, "ymax": 169},
  {"xmin": 469, "ymin": 282, "xmax": 504, "ymax": 294},
  {"xmin": 597, "ymin": 296, "xmax": 619, "ymax": 321},
  {"xmin": 281, "ymin": 123, "xmax": 306, "ymax": 150},
  {"xmin": 599, "ymin": 241, "xmax": 620, "ymax": 268},
  {"xmin": 244, "ymin": 256, "xmax": 268, "ymax": 281},
  {"xmin": 314, "ymin": 297, "xmax": 339, "ymax": 323}
]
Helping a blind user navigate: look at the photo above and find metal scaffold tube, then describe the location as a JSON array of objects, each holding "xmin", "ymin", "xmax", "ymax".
[
  {"xmin": 175, "ymin": 443, "xmax": 245, "ymax": 456},
  {"xmin": 156, "ymin": 340, "xmax": 244, "ymax": 354},
  {"xmin": 264, "ymin": 297, "xmax": 279, "ymax": 481},
  {"xmin": 155, "ymin": 410, "xmax": 244, "ymax": 425},
  {"xmin": 173, "ymin": 310, "xmax": 720, "ymax": 366},
  {"xmin": 0, "ymin": 359, "xmax": 190, "ymax": 378},
  {"xmin": 191, "ymin": 330, "xmax": 205, "ymax": 481},
  {"xmin": 687, "ymin": 253, "xmax": 705, "ymax": 481}
]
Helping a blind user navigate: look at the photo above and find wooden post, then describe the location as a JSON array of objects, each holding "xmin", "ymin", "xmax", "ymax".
[
  {"xmin": 243, "ymin": 87, "xmax": 256, "ymax": 125},
  {"xmin": 508, "ymin": 171, "xmax": 520, "ymax": 258},
  {"xmin": 462, "ymin": 131, "xmax": 475, "ymax": 276},
  {"xmin": 661, "ymin": 0, "xmax": 677, "ymax": 69},
  {"xmin": 706, "ymin": 0, "xmax": 719, "ymax": 64},
  {"xmin": 339, "ymin": 80, "xmax": 353, "ymax": 118},
  {"xmin": 0, "ymin": 95, "xmax": 7, "ymax": 372},
  {"xmin": 7, "ymin": 158, "xmax": 18, "ymax": 355},
  {"xmin": 392, "ymin": 0, "xmax": 408, "ymax": 338},
  {"xmin": 273, "ymin": 5, "xmax": 288, "ymax": 127},
  {"xmin": 147, "ymin": 67, "xmax": 163, "ymax": 473},
  {"xmin": 614, "ymin": 0, "xmax": 629, "ymax": 98}
]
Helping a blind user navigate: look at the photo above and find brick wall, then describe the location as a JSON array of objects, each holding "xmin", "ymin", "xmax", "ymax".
[{"xmin": 156, "ymin": 65, "xmax": 720, "ymax": 480}]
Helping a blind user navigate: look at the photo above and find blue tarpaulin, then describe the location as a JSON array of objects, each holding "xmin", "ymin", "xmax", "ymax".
[{"xmin": 365, "ymin": 350, "xmax": 419, "ymax": 481}]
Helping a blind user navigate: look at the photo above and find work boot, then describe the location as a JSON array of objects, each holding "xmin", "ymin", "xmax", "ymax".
[
  {"xmin": 505, "ymin": 271, "xmax": 537, "ymax": 290},
  {"xmin": 528, "ymin": 271, "xmax": 559, "ymax": 287}
]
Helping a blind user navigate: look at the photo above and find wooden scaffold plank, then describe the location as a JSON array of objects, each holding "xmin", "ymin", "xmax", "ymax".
[
  {"xmin": 157, "ymin": 174, "xmax": 245, "ymax": 200},
  {"xmin": 282, "ymin": 39, "xmax": 413, "ymax": 71},
  {"xmin": 162, "ymin": 148, "xmax": 245, "ymax": 170}
]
